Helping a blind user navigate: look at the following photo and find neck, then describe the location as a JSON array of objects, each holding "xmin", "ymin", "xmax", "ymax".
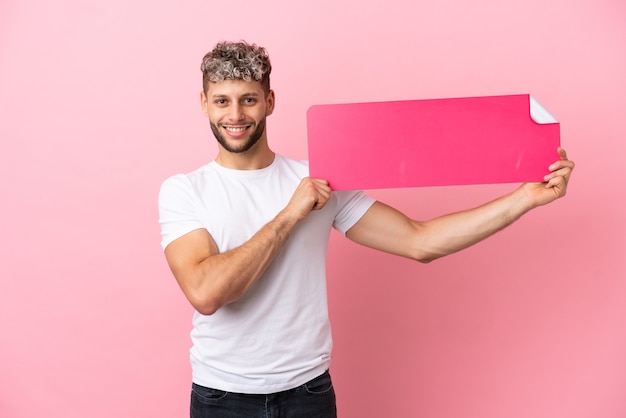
[{"xmin": 215, "ymin": 141, "xmax": 275, "ymax": 170}]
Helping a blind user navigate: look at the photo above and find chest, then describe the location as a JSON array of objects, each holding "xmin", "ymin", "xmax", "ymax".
[{"xmin": 194, "ymin": 171, "xmax": 299, "ymax": 251}]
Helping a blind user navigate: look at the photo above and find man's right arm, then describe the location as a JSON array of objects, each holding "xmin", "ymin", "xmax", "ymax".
[{"xmin": 163, "ymin": 177, "xmax": 331, "ymax": 315}]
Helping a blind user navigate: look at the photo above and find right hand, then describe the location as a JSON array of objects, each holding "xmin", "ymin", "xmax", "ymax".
[{"xmin": 284, "ymin": 177, "xmax": 331, "ymax": 222}]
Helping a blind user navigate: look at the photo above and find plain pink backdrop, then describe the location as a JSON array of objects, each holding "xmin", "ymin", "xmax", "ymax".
[{"xmin": 1, "ymin": 0, "xmax": 624, "ymax": 417}]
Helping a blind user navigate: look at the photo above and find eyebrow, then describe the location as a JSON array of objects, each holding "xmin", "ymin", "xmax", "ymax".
[{"xmin": 211, "ymin": 92, "xmax": 261, "ymax": 99}]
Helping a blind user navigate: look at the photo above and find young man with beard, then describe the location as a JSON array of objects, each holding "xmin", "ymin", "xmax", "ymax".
[{"xmin": 158, "ymin": 41, "xmax": 575, "ymax": 418}]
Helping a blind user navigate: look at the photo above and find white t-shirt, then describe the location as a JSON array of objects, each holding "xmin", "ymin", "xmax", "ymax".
[{"xmin": 158, "ymin": 154, "xmax": 375, "ymax": 394}]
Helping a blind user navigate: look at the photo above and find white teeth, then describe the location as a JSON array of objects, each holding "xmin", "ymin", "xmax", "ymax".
[{"xmin": 225, "ymin": 126, "xmax": 247, "ymax": 132}]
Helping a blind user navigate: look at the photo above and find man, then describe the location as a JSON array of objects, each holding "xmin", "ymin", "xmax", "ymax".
[{"xmin": 158, "ymin": 41, "xmax": 574, "ymax": 417}]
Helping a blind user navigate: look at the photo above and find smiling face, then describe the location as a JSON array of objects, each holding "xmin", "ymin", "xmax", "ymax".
[{"xmin": 201, "ymin": 79, "xmax": 275, "ymax": 155}]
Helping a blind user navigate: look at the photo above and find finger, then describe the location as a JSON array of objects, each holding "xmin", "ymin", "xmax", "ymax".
[
  {"xmin": 312, "ymin": 199, "xmax": 326, "ymax": 210},
  {"xmin": 557, "ymin": 147, "xmax": 568, "ymax": 161},
  {"xmin": 311, "ymin": 179, "xmax": 331, "ymax": 197},
  {"xmin": 548, "ymin": 159, "xmax": 574, "ymax": 174},
  {"xmin": 302, "ymin": 178, "xmax": 331, "ymax": 210},
  {"xmin": 316, "ymin": 182, "xmax": 331, "ymax": 197},
  {"xmin": 544, "ymin": 165, "xmax": 572, "ymax": 180},
  {"xmin": 544, "ymin": 174, "xmax": 570, "ymax": 189},
  {"xmin": 310, "ymin": 178, "xmax": 329, "ymax": 187},
  {"xmin": 312, "ymin": 190, "xmax": 331, "ymax": 210},
  {"xmin": 547, "ymin": 172, "xmax": 570, "ymax": 195}
]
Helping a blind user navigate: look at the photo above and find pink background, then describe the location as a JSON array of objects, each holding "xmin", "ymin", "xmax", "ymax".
[{"xmin": 1, "ymin": 0, "xmax": 624, "ymax": 417}]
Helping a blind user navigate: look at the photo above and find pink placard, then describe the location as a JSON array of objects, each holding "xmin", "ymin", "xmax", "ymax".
[{"xmin": 307, "ymin": 94, "xmax": 560, "ymax": 190}]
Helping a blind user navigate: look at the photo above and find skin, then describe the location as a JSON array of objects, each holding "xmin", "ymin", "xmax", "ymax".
[{"xmin": 164, "ymin": 79, "xmax": 575, "ymax": 315}]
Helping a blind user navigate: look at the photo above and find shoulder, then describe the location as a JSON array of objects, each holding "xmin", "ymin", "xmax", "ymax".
[
  {"xmin": 159, "ymin": 162, "xmax": 216, "ymax": 202},
  {"xmin": 160, "ymin": 162, "xmax": 216, "ymax": 188},
  {"xmin": 269, "ymin": 154, "xmax": 310, "ymax": 181},
  {"xmin": 274, "ymin": 154, "xmax": 309, "ymax": 172}
]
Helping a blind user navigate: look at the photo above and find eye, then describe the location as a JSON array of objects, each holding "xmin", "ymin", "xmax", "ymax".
[
  {"xmin": 214, "ymin": 99, "xmax": 227, "ymax": 105},
  {"xmin": 243, "ymin": 97, "xmax": 257, "ymax": 105}
]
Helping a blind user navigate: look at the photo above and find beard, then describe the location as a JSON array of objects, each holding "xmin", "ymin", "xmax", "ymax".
[{"xmin": 210, "ymin": 118, "xmax": 267, "ymax": 154}]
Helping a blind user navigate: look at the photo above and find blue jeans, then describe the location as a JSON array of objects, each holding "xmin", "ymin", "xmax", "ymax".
[{"xmin": 190, "ymin": 370, "xmax": 337, "ymax": 418}]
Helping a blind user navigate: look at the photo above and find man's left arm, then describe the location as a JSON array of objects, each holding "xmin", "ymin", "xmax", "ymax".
[{"xmin": 345, "ymin": 148, "xmax": 575, "ymax": 263}]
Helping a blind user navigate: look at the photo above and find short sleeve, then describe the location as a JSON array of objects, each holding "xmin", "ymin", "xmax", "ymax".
[
  {"xmin": 158, "ymin": 174, "xmax": 205, "ymax": 250},
  {"xmin": 332, "ymin": 190, "xmax": 376, "ymax": 235}
]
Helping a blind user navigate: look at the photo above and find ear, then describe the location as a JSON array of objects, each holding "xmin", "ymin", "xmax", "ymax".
[
  {"xmin": 265, "ymin": 90, "xmax": 275, "ymax": 117},
  {"xmin": 200, "ymin": 90, "xmax": 209, "ymax": 117}
]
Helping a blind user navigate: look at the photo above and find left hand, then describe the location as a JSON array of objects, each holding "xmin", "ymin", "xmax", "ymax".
[{"xmin": 522, "ymin": 147, "xmax": 575, "ymax": 207}]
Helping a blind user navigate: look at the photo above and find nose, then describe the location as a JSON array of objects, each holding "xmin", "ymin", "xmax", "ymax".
[{"xmin": 228, "ymin": 103, "xmax": 244, "ymax": 121}]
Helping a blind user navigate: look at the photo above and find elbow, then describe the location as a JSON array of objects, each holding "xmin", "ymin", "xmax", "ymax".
[
  {"xmin": 405, "ymin": 224, "xmax": 443, "ymax": 264},
  {"xmin": 414, "ymin": 254, "xmax": 438, "ymax": 264},
  {"xmin": 195, "ymin": 303, "xmax": 220, "ymax": 316},
  {"xmin": 182, "ymin": 276, "xmax": 244, "ymax": 316},
  {"xmin": 411, "ymin": 247, "xmax": 443, "ymax": 264},
  {"xmin": 188, "ymin": 293, "xmax": 224, "ymax": 316}
]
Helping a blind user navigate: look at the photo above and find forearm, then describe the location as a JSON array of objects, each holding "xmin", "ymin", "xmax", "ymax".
[
  {"xmin": 166, "ymin": 177, "xmax": 332, "ymax": 315},
  {"xmin": 347, "ymin": 148, "xmax": 573, "ymax": 263},
  {"xmin": 189, "ymin": 209, "xmax": 298, "ymax": 314},
  {"xmin": 415, "ymin": 185, "xmax": 535, "ymax": 261}
]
